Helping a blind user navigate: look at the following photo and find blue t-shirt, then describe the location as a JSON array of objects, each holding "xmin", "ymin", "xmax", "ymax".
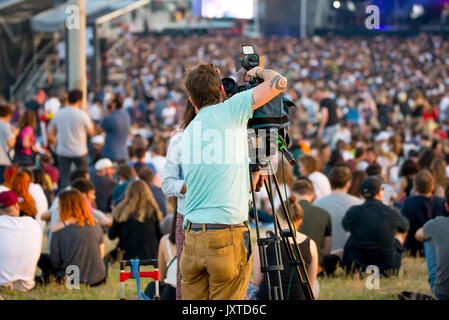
[
  {"xmin": 181, "ymin": 89, "xmax": 253, "ymax": 228},
  {"xmin": 101, "ymin": 109, "xmax": 131, "ymax": 162}
]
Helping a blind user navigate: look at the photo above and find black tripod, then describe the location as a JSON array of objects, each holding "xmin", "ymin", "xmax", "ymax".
[{"xmin": 249, "ymin": 158, "xmax": 315, "ymax": 300}]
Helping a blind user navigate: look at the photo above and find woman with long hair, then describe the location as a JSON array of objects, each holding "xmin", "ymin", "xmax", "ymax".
[
  {"xmin": 348, "ymin": 170, "xmax": 367, "ymax": 199},
  {"xmin": 108, "ymin": 180, "xmax": 163, "ymax": 260},
  {"xmin": 13, "ymin": 110, "xmax": 37, "ymax": 167},
  {"xmin": 398, "ymin": 159, "xmax": 419, "ymax": 201},
  {"xmin": 37, "ymin": 189, "xmax": 107, "ymax": 286},
  {"xmin": 11, "ymin": 170, "xmax": 37, "ymax": 218},
  {"xmin": 430, "ymin": 158, "xmax": 449, "ymax": 198},
  {"xmin": 161, "ymin": 99, "xmax": 196, "ymax": 300}
]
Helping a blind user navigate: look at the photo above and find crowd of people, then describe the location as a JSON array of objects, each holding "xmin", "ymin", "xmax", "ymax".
[{"xmin": 0, "ymin": 31, "xmax": 448, "ymax": 300}]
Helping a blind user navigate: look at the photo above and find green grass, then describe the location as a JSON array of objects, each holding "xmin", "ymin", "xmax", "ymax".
[{"xmin": 0, "ymin": 233, "xmax": 433, "ymax": 300}]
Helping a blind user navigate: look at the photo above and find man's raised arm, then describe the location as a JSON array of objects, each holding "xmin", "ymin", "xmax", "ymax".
[{"xmin": 247, "ymin": 66, "xmax": 288, "ymax": 111}]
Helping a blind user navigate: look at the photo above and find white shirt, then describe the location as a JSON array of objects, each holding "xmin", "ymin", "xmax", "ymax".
[
  {"xmin": 308, "ymin": 171, "xmax": 332, "ymax": 200},
  {"xmin": 29, "ymin": 183, "xmax": 49, "ymax": 230},
  {"xmin": 0, "ymin": 215, "xmax": 42, "ymax": 291},
  {"xmin": 0, "ymin": 184, "xmax": 48, "ymax": 231},
  {"xmin": 148, "ymin": 153, "xmax": 167, "ymax": 176}
]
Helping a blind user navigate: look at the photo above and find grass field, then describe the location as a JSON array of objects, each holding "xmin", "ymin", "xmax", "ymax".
[{"xmin": 0, "ymin": 233, "xmax": 433, "ymax": 300}]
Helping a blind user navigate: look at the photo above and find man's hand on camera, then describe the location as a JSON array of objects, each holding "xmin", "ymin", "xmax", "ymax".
[
  {"xmin": 246, "ymin": 66, "xmax": 265, "ymax": 80},
  {"xmin": 250, "ymin": 67, "xmax": 288, "ymax": 111}
]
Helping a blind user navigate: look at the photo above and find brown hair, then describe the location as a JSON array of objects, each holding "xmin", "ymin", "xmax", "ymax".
[
  {"xmin": 275, "ymin": 158, "xmax": 294, "ymax": 189},
  {"xmin": 298, "ymin": 155, "xmax": 320, "ymax": 175},
  {"xmin": 329, "ymin": 164, "xmax": 352, "ymax": 190},
  {"xmin": 414, "ymin": 170, "xmax": 434, "ymax": 195},
  {"xmin": 184, "ymin": 64, "xmax": 222, "ymax": 109},
  {"xmin": 113, "ymin": 180, "xmax": 163, "ymax": 223},
  {"xmin": 181, "ymin": 99, "xmax": 197, "ymax": 129},
  {"xmin": 348, "ymin": 170, "xmax": 367, "ymax": 198},
  {"xmin": 59, "ymin": 189, "xmax": 95, "ymax": 227},
  {"xmin": 116, "ymin": 164, "xmax": 137, "ymax": 181},
  {"xmin": 11, "ymin": 171, "xmax": 37, "ymax": 217},
  {"xmin": 0, "ymin": 104, "xmax": 13, "ymax": 118},
  {"xmin": 18, "ymin": 110, "xmax": 36, "ymax": 130},
  {"xmin": 277, "ymin": 195, "xmax": 303, "ymax": 224},
  {"xmin": 292, "ymin": 177, "xmax": 314, "ymax": 196},
  {"xmin": 430, "ymin": 158, "xmax": 449, "ymax": 190}
]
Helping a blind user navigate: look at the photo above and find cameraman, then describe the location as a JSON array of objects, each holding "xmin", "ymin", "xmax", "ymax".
[{"xmin": 180, "ymin": 64, "xmax": 287, "ymax": 300}]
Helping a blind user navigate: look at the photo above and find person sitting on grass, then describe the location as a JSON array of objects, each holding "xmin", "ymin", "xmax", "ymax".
[
  {"xmin": 415, "ymin": 187, "xmax": 449, "ymax": 300},
  {"xmin": 402, "ymin": 170, "xmax": 447, "ymax": 257},
  {"xmin": 37, "ymin": 189, "xmax": 107, "ymax": 286},
  {"xmin": 70, "ymin": 178, "xmax": 113, "ymax": 228},
  {"xmin": 341, "ymin": 176, "xmax": 409, "ymax": 276},
  {"xmin": 0, "ymin": 191, "xmax": 42, "ymax": 291},
  {"xmin": 251, "ymin": 196, "xmax": 319, "ymax": 300},
  {"xmin": 107, "ymin": 180, "xmax": 163, "ymax": 261}
]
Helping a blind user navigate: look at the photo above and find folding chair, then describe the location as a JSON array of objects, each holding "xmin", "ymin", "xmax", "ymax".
[{"xmin": 120, "ymin": 259, "xmax": 160, "ymax": 300}]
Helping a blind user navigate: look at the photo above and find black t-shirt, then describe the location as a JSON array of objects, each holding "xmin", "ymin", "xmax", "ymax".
[
  {"xmin": 401, "ymin": 195, "xmax": 448, "ymax": 256},
  {"xmin": 108, "ymin": 216, "xmax": 162, "ymax": 260},
  {"xmin": 342, "ymin": 199, "xmax": 409, "ymax": 270},
  {"xmin": 298, "ymin": 200, "xmax": 332, "ymax": 266},
  {"xmin": 320, "ymin": 98, "xmax": 339, "ymax": 127}
]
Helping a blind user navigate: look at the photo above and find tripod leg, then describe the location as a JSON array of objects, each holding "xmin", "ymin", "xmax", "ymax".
[
  {"xmin": 249, "ymin": 167, "xmax": 273, "ymax": 301},
  {"xmin": 269, "ymin": 161, "xmax": 316, "ymax": 300}
]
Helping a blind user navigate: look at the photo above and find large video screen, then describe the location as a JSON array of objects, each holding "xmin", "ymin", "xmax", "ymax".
[{"xmin": 200, "ymin": 0, "xmax": 254, "ymax": 20}]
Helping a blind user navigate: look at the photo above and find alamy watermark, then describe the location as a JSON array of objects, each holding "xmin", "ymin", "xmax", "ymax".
[
  {"xmin": 365, "ymin": 5, "xmax": 380, "ymax": 30},
  {"xmin": 365, "ymin": 265, "xmax": 380, "ymax": 290},
  {"xmin": 65, "ymin": 265, "xmax": 80, "ymax": 289},
  {"xmin": 65, "ymin": 5, "xmax": 80, "ymax": 30}
]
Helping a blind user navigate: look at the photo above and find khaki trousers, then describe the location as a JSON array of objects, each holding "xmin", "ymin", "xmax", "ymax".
[{"xmin": 180, "ymin": 225, "xmax": 252, "ymax": 300}]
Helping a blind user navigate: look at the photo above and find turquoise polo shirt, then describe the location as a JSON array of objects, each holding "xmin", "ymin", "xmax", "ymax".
[{"xmin": 181, "ymin": 89, "xmax": 253, "ymax": 229}]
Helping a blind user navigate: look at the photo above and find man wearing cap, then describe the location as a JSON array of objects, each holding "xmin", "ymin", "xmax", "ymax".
[
  {"xmin": 341, "ymin": 177, "xmax": 409, "ymax": 276},
  {"xmin": 91, "ymin": 158, "xmax": 117, "ymax": 213},
  {"xmin": 0, "ymin": 191, "xmax": 42, "ymax": 291}
]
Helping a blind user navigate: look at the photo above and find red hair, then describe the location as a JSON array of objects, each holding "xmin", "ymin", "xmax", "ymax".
[
  {"xmin": 11, "ymin": 171, "xmax": 36, "ymax": 217},
  {"xmin": 58, "ymin": 189, "xmax": 95, "ymax": 227}
]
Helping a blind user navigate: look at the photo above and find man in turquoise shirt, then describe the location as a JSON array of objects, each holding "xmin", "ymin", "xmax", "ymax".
[{"xmin": 180, "ymin": 64, "xmax": 288, "ymax": 300}]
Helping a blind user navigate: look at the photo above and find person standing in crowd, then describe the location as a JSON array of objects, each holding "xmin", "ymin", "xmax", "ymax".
[
  {"xmin": 180, "ymin": 64, "xmax": 287, "ymax": 300},
  {"xmin": 0, "ymin": 105, "xmax": 16, "ymax": 184},
  {"xmin": 101, "ymin": 93, "xmax": 131, "ymax": 163},
  {"xmin": 91, "ymin": 158, "xmax": 117, "ymax": 213},
  {"xmin": 48, "ymin": 89, "xmax": 94, "ymax": 189},
  {"xmin": 0, "ymin": 191, "xmax": 42, "ymax": 291},
  {"xmin": 13, "ymin": 110, "xmax": 37, "ymax": 167},
  {"xmin": 25, "ymin": 92, "xmax": 42, "ymax": 137},
  {"xmin": 292, "ymin": 178, "xmax": 332, "ymax": 274},
  {"xmin": 298, "ymin": 154, "xmax": 331, "ymax": 200},
  {"xmin": 161, "ymin": 100, "xmax": 196, "ymax": 300},
  {"xmin": 108, "ymin": 180, "xmax": 163, "ymax": 261},
  {"xmin": 314, "ymin": 164, "xmax": 363, "ymax": 255},
  {"xmin": 37, "ymin": 189, "xmax": 106, "ymax": 286},
  {"xmin": 401, "ymin": 170, "xmax": 447, "ymax": 256},
  {"xmin": 342, "ymin": 177, "xmax": 409, "ymax": 275},
  {"xmin": 315, "ymin": 87, "xmax": 341, "ymax": 149},
  {"xmin": 415, "ymin": 187, "xmax": 449, "ymax": 301},
  {"xmin": 43, "ymin": 89, "xmax": 61, "ymax": 119}
]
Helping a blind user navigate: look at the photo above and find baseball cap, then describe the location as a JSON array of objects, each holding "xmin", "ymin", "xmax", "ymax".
[
  {"xmin": 360, "ymin": 177, "xmax": 383, "ymax": 199},
  {"xmin": 95, "ymin": 158, "xmax": 115, "ymax": 171},
  {"xmin": 0, "ymin": 191, "xmax": 21, "ymax": 209}
]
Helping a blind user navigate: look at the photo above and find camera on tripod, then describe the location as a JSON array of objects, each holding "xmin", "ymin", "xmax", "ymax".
[{"xmin": 221, "ymin": 45, "xmax": 296, "ymax": 167}]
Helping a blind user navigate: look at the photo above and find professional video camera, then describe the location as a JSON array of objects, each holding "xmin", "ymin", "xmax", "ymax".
[{"xmin": 221, "ymin": 45, "xmax": 296, "ymax": 167}]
